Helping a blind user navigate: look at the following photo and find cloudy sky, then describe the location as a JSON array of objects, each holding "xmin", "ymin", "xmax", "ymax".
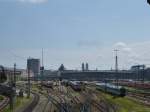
[{"xmin": 0, "ymin": 0, "xmax": 150, "ymax": 70}]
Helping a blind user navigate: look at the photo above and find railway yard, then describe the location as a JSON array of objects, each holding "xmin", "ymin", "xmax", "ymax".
[
  {"xmin": 1, "ymin": 0, "xmax": 150, "ymax": 112},
  {"xmin": 32, "ymin": 82, "xmax": 119, "ymax": 112},
  {"xmin": 0, "ymin": 80, "xmax": 150, "ymax": 112}
]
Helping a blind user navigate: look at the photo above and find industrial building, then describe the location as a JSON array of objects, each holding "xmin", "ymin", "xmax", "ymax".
[{"xmin": 59, "ymin": 65, "xmax": 150, "ymax": 81}]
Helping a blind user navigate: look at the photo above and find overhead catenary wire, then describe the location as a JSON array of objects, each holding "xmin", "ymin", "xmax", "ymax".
[{"xmin": 1, "ymin": 49, "xmax": 27, "ymax": 61}]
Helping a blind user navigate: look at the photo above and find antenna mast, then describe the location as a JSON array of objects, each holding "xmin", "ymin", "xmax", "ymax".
[
  {"xmin": 114, "ymin": 49, "xmax": 119, "ymax": 87},
  {"xmin": 114, "ymin": 49, "xmax": 119, "ymax": 71}
]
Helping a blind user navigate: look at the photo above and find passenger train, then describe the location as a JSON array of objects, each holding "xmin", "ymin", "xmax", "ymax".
[
  {"xmin": 69, "ymin": 81, "xmax": 81, "ymax": 91},
  {"xmin": 96, "ymin": 83, "xmax": 126, "ymax": 97}
]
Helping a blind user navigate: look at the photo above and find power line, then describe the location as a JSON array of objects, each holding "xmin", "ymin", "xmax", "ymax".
[{"xmin": 6, "ymin": 50, "xmax": 27, "ymax": 61}]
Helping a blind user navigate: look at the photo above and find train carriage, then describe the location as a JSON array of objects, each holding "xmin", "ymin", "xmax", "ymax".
[
  {"xmin": 96, "ymin": 83, "xmax": 126, "ymax": 97},
  {"xmin": 69, "ymin": 81, "xmax": 81, "ymax": 91}
]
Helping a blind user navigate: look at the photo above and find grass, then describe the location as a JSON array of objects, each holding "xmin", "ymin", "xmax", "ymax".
[
  {"xmin": 101, "ymin": 92, "xmax": 150, "ymax": 112},
  {"xmin": 125, "ymin": 86, "xmax": 150, "ymax": 93},
  {"xmin": 0, "ymin": 95, "xmax": 4, "ymax": 101},
  {"xmin": 3, "ymin": 96, "xmax": 32, "ymax": 112}
]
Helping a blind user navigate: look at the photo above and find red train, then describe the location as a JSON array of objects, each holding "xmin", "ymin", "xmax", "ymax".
[{"xmin": 118, "ymin": 81, "xmax": 150, "ymax": 89}]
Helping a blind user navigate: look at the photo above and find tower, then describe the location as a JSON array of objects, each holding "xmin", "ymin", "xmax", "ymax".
[
  {"xmin": 114, "ymin": 49, "xmax": 119, "ymax": 71},
  {"xmin": 85, "ymin": 63, "xmax": 89, "ymax": 71},
  {"xmin": 114, "ymin": 49, "xmax": 119, "ymax": 87},
  {"xmin": 82, "ymin": 63, "xmax": 85, "ymax": 71}
]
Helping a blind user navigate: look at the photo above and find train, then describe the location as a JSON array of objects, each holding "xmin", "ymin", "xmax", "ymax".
[
  {"xmin": 117, "ymin": 80, "xmax": 150, "ymax": 89},
  {"xmin": 41, "ymin": 81, "xmax": 53, "ymax": 88},
  {"xmin": 61, "ymin": 80, "xmax": 69, "ymax": 86},
  {"xmin": 96, "ymin": 83, "xmax": 126, "ymax": 97},
  {"xmin": 69, "ymin": 81, "xmax": 81, "ymax": 91}
]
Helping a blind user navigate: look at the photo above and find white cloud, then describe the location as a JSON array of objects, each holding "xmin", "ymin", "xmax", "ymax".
[
  {"xmin": 114, "ymin": 42, "xmax": 126, "ymax": 48},
  {"xmin": 18, "ymin": 0, "xmax": 48, "ymax": 4},
  {"xmin": 114, "ymin": 42, "xmax": 132, "ymax": 52},
  {"xmin": 122, "ymin": 47, "xmax": 132, "ymax": 52},
  {"xmin": 113, "ymin": 41, "xmax": 150, "ymax": 68}
]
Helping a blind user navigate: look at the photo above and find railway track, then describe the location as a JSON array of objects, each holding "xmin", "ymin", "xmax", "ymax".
[
  {"xmin": 49, "ymin": 84, "xmax": 87, "ymax": 112},
  {"xmin": 128, "ymin": 92, "xmax": 150, "ymax": 106},
  {"xmin": 56, "ymin": 92, "xmax": 72, "ymax": 112},
  {"xmin": 22, "ymin": 92, "xmax": 40, "ymax": 112},
  {"xmin": 46, "ymin": 84, "xmax": 118, "ymax": 112},
  {"xmin": 91, "ymin": 100, "xmax": 107, "ymax": 112},
  {"xmin": 84, "ymin": 86, "xmax": 117, "ymax": 112},
  {"xmin": 66, "ymin": 87, "xmax": 81, "ymax": 104},
  {"xmin": 0, "ymin": 97, "xmax": 9, "ymax": 111},
  {"xmin": 48, "ymin": 87, "xmax": 72, "ymax": 112},
  {"xmin": 40, "ymin": 88, "xmax": 60, "ymax": 112}
]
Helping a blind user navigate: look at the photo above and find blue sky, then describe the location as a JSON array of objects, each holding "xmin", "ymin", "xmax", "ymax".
[{"xmin": 0, "ymin": 0, "xmax": 150, "ymax": 70}]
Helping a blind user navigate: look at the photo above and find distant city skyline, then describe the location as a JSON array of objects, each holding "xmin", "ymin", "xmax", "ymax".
[{"xmin": 0, "ymin": 0, "xmax": 150, "ymax": 70}]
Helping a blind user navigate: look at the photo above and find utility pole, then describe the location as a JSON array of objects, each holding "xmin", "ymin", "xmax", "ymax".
[
  {"xmin": 114, "ymin": 49, "xmax": 119, "ymax": 87},
  {"xmin": 14, "ymin": 63, "xmax": 16, "ymax": 87},
  {"xmin": 42, "ymin": 48, "xmax": 44, "ymax": 70},
  {"xmin": 142, "ymin": 65, "xmax": 145, "ymax": 83},
  {"xmin": 27, "ymin": 58, "xmax": 31, "ymax": 98},
  {"xmin": 137, "ymin": 65, "xmax": 140, "ymax": 82},
  {"xmin": 9, "ymin": 64, "xmax": 16, "ymax": 111},
  {"xmin": 41, "ymin": 48, "xmax": 44, "ymax": 84},
  {"xmin": 27, "ymin": 67, "xmax": 30, "ymax": 98}
]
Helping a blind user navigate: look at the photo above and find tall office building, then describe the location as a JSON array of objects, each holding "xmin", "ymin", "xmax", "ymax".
[{"xmin": 27, "ymin": 58, "xmax": 40, "ymax": 77}]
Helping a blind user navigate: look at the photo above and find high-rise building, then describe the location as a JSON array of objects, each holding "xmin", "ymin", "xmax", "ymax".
[{"xmin": 27, "ymin": 58, "xmax": 40, "ymax": 77}]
